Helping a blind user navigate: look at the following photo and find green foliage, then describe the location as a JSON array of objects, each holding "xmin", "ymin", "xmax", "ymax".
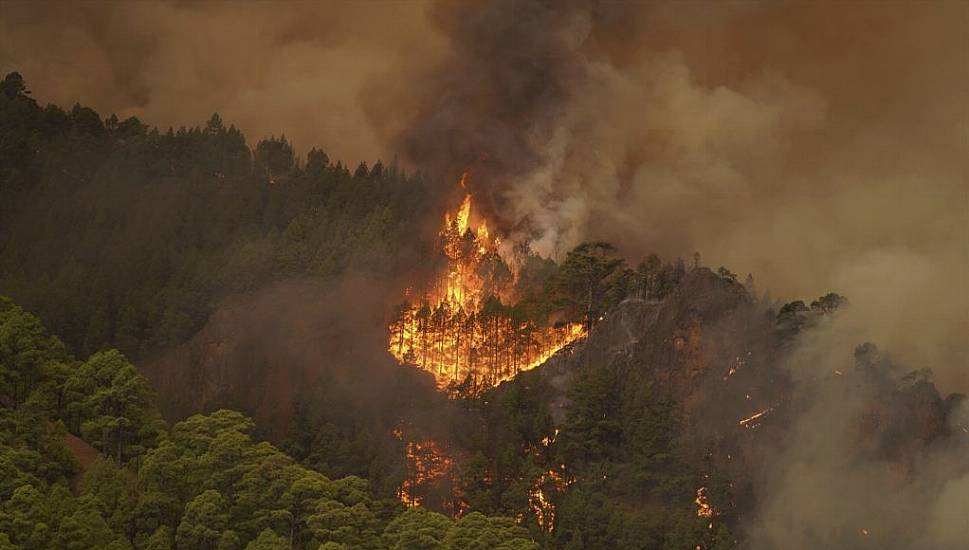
[
  {"xmin": 460, "ymin": 321, "xmax": 737, "ymax": 549},
  {"xmin": 0, "ymin": 73, "xmax": 430, "ymax": 361},
  {"xmin": 0, "ymin": 72, "xmax": 755, "ymax": 549},
  {"xmin": 445, "ymin": 512, "xmax": 537, "ymax": 550},
  {"xmin": 65, "ymin": 350, "xmax": 164, "ymax": 461},
  {"xmin": 79, "ymin": 458, "xmax": 137, "ymax": 533},
  {"xmin": 554, "ymin": 242, "xmax": 625, "ymax": 331},
  {"xmin": 775, "ymin": 292, "xmax": 850, "ymax": 341},
  {"xmin": 382, "ymin": 507, "xmax": 452, "ymax": 550},
  {"xmin": 810, "ymin": 292, "xmax": 848, "ymax": 313},
  {"xmin": 55, "ymin": 496, "xmax": 130, "ymax": 550},
  {"xmin": 145, "ymin": 526, "xmax": 175, "ymax": 550},
  {"xmin": 381, "ymin": 508, "xmax": 536, "ymax": 550},
  {"xmin": 0, "ymin": 296, "xmax": 69, "ymax": 407},
  {"xmin": 175, "ymin": 490, "xmax": 232, "ymax": 550},
  {"xmin": 559, "ymin": 362, "xmax": 624, "ymax": 467},
  {"xmin": 255, "ymin": 135, "xmax": 295, "ymax": 181},
  {"xmin": 635, "ymin": 254, "xmax": 686, "ymax": 301},
  {"xmin": 0, "ymin": 295, "xmax": 534, "ymax": 549},
  {"xmin": 245, "ymin": 528, "xmax": 290, "ymax": 550},
  {"xmin": 0, "ymin": 484, "xmax": 53, "ymax": 549}
]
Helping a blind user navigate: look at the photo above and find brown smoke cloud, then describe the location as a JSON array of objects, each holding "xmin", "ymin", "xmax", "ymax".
[
  {"xmin": 744, "ymin": 311, "xmax": 969, "ymax": 550},
  {"xmin": 4, "ymin": 1, "xmax": 967, "ymax": 543},
  {"xmin": 365, "ymin": 0, "xmax": 969, "ymax": 392},
  {"xmin": 2, "ymin": 2, "xmax": 965, "ymax": 384},
  {"xmin": 0, "ymin": 0, "xmax": 441, "ymax": 164}
]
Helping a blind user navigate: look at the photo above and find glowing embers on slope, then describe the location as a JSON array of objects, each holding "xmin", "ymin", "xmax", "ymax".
[
  {"xmin": 738, "ymin": 405, "xmax": 776, "ymax": 429},
  {"xmin": 695, "ymin": 486, "xmax": 714, "ymax": 519},
  {"xmin": 398, "ymin": 438, "xmax": 456, "ymax": 509},
  {"xmin": 388, "ymin": 175, "xmax": 585, "ymax": 391},
  {"xmin": 525, "ymin": 429, "xmax": 570, "ymax": 531},
  {"xmin": 529, "ymin": 469, "xmax": 568, "ymax": 531}
]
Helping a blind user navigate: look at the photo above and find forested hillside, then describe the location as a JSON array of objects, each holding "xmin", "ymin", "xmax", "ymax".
[
  {"xmin": 0, "ymin": 296, "xmax": 537, "ymax": 549},
  {"xmin": 2, "ymin": 72, "xmax": 966, "ymax": 550},
  {"xmin": 0, "ymin": 71, "xmax": 431, "ymax": 362}
]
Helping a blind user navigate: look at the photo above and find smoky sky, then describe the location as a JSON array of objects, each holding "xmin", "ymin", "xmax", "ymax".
[
  {"xmin": 1, "ymin": 0, "xmax": 967, "ymax": 391},
  {"xmin": 0, "ymin": 0, "xmax": 435, "ymax": 163}
]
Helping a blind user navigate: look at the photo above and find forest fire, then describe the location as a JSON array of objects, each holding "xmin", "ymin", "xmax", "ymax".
[
  {"xmin": 695, "ymin": 487, "xmax": 715, "ymax": 519},
  {"xmin": 398, "ymin": 439, "xmax": 456, "ymax": 508},
  {"xmin": 388, "ymin": 174, "xmax": 585, "ymax": 391},
  {"xmin": 738, "ymin": 406, "xmax": 776, "ymax": 429},
  {"xmin": 529, "ymin": 470, "xmax": 567, "ymax": 531}
]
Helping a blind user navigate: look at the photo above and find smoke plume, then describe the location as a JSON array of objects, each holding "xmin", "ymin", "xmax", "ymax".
[
  {"xmin": 4, "ymin": 1, "xmax": 967, "ymax": 543},
  {"xmin": 744, "ymin": 309, "xmax": 968, "ymax": 549},
  {"xmin": 0, "ymin": 0, "xmax": 437, "ymax": 164},
  {"xmin": 365, "ymin": 0, "xmax": 969, "ymax": 392},
  {"xmin": 3, "ymin": 1, "xmax": 964, "ymax": 389}
]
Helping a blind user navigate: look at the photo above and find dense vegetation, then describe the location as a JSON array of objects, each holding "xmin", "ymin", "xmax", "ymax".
[
  {"xmin": 288, "ymin": 246, "xmax": 740, "ymax": 548},
  {"xmin": 0, "ymin": 296, "xmax": 537, "ymax": 549},
  {"xmin": 0, "ymin": 72, "xmax": 431, "ymax": 361},
  {"xmin": 1, "ymin": 72, "xmax": 742, "ymax": 549}
]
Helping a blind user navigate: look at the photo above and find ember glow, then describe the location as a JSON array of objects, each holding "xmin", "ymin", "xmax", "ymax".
[
  {"xmin": 398, "ymin": 439, "xmax": 455, "ymax": 508},
  {"xmin": 722, "ymin": 352, "xmax": 750, "ymax": 380},
  {"xmin": 388, "ymin": 175, "xmax": 585, "ymax": 390},
  {"xmin": 529, "ymin": 470, "xmax": 567, "ymax": 531},
  {"xmin": 695, "ymin": 486, "xmax": 715, "ymax": 519},
  {"xmin": 738, "ymin": 406, "xmax": 776, "ymax": 429}
]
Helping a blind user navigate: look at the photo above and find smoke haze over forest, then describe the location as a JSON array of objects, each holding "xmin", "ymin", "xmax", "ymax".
[
  {"xmin": 2, "ymin": 0, "xmax": 966, "ymax": 394},
  {"xmin": 2, "ymin": 2, "xmax": 968, "ymax": 549}
]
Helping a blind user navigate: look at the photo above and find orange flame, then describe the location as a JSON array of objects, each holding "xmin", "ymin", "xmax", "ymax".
[
  {"xmin": 529, "ymin": 470, "xmax": 567, "ymax": 531},
  {"xmin": 695, "ymin": 486, "xmax": 715, "ymax": 518},
  {"xmin": 398, "ymin": 439, "xmax": 455, "ymax": 508},
  {"xmin": 389, "ymin": 174, "xmax": 585, "ymax": 391}
]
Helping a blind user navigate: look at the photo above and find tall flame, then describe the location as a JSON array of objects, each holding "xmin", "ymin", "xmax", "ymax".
[{"xmin": 389, "ymin": 174, "xmax": 585, "ymax": 391}]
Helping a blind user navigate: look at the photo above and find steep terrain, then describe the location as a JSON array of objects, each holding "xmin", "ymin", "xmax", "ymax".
[
  {"xmin": 136, "ymin": 258, "xmax": 969, "ymax": 545},
  {"xmin": 500, "ymin": 267, "xmax": 967, "ymax": 547}
]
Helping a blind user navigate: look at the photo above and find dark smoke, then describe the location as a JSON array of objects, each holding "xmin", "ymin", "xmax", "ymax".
[
  {"xmin": 365, "ymin": 2, "xmax": 969, "ymax": 545},
  {"xmin": 365, "ymin": 0, "xmax": 969, "ymax": 392},
  {"xmin": 3, "ymin": 2, "xmax": 964, "ymax": 389},
  {"xmin": 3, "ymin": 1, "xmax": 967, "ymax": 544},
  {"xmin": 0, "ymin": 0, "xmax": 432, "ymax": 165}
]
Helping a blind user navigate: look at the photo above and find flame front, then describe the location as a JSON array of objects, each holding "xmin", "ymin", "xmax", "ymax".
[{"xmin": 389, "ymin": 175, "xmax": 585, "ymax": 391}]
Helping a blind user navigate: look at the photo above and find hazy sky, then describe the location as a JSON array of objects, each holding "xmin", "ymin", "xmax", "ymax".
[{"xmin": 2, "ymin": 0, "xmax": 966, "ymax": 391}]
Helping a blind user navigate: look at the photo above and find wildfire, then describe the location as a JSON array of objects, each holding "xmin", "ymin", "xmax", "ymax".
[
  {"xmin": 529, "ymin": 469, "xmax": 570, "ymax": 531},
  {"xmin": 398, "ymin": 439, "xmax": 455, "ymax": 508},
  {"xmin": 388, "ymin": 174, "xmax": 585, "ymax": 391},
  {"xmin": 722, "ymin": 353, "xmax": 750, "ymax": 380},
  {"xmin": 695, "ymin": 486, "xmax": 715, "ymax": 519},
  {"xmin": 738, "ymin": 405, "xmax": 775, "ymax": 429}
]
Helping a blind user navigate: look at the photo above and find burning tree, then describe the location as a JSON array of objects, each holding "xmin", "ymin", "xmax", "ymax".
[{"xmin": 388, "ymin": 175, "xmax": 585, "ymax": 391}]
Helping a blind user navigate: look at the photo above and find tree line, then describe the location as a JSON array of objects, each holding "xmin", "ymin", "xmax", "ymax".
[
  {"xmin": 0, "ymin": 72, "xmax": 431, "ymax": 362},
  {"xmin": 0, "ymin": 295, "xmax": 537, "ymax": 549}
]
